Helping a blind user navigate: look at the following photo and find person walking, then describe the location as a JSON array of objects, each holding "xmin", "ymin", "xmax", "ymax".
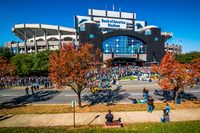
[
  {"xmin": 143, "ymin": 87, "xmax": 149, "ymax": 102},
  {"xmin": 116, "ymin": 80, "xmax": 119, "ymax": 89},
  {"xmin": 147, "ymin": 96, "xmax": 154, "ymax": 113},
  {"xmin": 31, "ymin": 86, "xmax": 34, "ymax": 95},
  {"xmin": 25, "ymin": 87, "xmax": 29, "ymax": 96},
  {"xmin": 36, "ymin": 83, "xmax": 40, "ymax": 91}
]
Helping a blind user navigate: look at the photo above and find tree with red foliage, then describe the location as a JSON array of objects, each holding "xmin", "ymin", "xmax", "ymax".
[
  {"xmin": 191, "ymin": 58, "xmax": 200, "ymax": 79},
  {"xmin": 0, "ymin": 56, "xmax": 14, "ymax": 78},
  {"xmin": 0, "ymin": 56, "xmax": 14, "ymax": 88},
  {"xmin": 49, "ymin": 43, "xmax": 100, "ymax": 107},
  {"xmin": 104, "ymin": 59, "xmax": 113, "ymax": 68},
  {"xmin": 0, "ymin": 56, "xmax": 8, "ymax": 78},
  {"xmin": 151, "ymin": 52, "xmax": 198, "ymax": 103}
]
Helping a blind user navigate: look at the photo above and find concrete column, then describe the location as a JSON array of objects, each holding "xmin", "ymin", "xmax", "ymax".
[
  {"xmin": 91, "ymin": 9, "xmax": 93, "ymax": 21},
  {"xmin": 44, "ymin": 30, "xmax": 49, "ymax": 50},
  {"xmin": 58, "ymin": 28, "xmax": 61, "ymax": 49},
  {"xmin": 33, "ymin": 33, "xmax": 38, "ymax": 53},
  {"xmin": 74, "ymin": 16, "xmax": 78, "ymax": 43},
  {"xmin": 16, "ymin": 42, "xmax": 19, "ymax": 54},
  {"xmin": 9, "ymin": 42, "xmax": 12, "ymax": 53},
  {"xmin": 137, "ymin": 48, "xmax": 140, "ymax": 61},
  {"xmin": 24, "ymin": 32, "xmax": 28, "ymax": 53}
]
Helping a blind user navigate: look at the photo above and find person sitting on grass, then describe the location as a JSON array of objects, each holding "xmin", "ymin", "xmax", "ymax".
[
  {"xmin": 130, "ymin": 98, "xmax": 137, "ymax": 104},
  {"xmin": 129, "ymin": 98, "xmax": 145, "ymax": 104},
  {"xmin": 137, "ymin": 99, "xmax": 142, "ymax": 104},
  {"xmin": 140, "ymin": 98, "xmax": 145, "ymax": 104}
]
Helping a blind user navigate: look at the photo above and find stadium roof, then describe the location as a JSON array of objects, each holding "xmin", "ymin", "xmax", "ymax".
[
  {"xmin": 12, "ymin": 24, "xmax": 76, "ymax": 40},
  {"xmin": 137, "ymin": 25, "xmax": 158, "ymax": 32}
]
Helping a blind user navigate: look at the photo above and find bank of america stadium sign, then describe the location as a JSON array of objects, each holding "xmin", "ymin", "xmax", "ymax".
[
  {"xmin": 114, "ymin": 54, "xmax": 137, "ymax": 58},
  {"xmin": 100, "ymin": 18, "xmax": 127, "ymax": 29}
]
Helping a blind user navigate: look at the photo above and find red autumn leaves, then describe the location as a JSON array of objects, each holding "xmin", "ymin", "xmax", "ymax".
[
  {"xmin": 151, "ymin": 52, "xmax": 200, "ymax": 92},
  {"xmin": 0, "ymin": 56, "xmax": 14, "ymax": 78},
  {"xmin": 48, "ymin": 43, "xmax": 100, "ymax": 107}
]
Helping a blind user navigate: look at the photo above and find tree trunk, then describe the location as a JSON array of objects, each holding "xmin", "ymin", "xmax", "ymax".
[
  {"xmin": 174, "ymin": 87, "xmax": 179, "ymax": 104},
  {"xmin": 77, "ymin": 92, "xmax": 82, "ymax": 108}
]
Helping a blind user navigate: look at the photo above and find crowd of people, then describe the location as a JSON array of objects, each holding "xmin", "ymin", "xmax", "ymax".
[
  {"xmin": 111, "ymin": 66, "xmax": 152, "ymax": 81},
  {"xmin": 90, "ymin": 66, "xmax": 153, "ymax": 93},
  {"xmin": 0, "ymin": 66, "xmax": 153, "ymax": 89},
  {"xmin": 0, "ymin": 76, "xmax": 52, "ymax": 88}
]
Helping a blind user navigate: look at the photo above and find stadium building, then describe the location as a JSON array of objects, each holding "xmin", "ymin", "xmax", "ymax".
[
  {"xmin": 165, "ymin": 44, "xmax": 182, "ymax": 54},
  {"xmin": 6, "ymin": 8, "xmax": 176, "ymax": 65}
]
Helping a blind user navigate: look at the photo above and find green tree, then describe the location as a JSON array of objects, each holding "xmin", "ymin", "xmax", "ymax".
[
  {"xmin": 11, "ymin": 54, "xmax": 34, "ymax": 76},
  {"xmin": 11, "ymin": 50, "xmax": 50, "ymax": 76},
  {"xmin": 0, "ymin": 47, "xmax": 15, "ymax": 60},
  {"xmin": 31, "ymin": 50, "xmax": 50, "ymax": 75},
  {"xmin": 176, "ymin": 51, "xmax": 200, "ymax": 63}
]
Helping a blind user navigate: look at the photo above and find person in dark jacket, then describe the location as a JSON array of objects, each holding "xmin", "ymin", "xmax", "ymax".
[
  {"xmin": 105, "ymin": 110, "xmax": 114, "ymax": 123},
  {"xmin": 105, "ymin": 110, "xmax": 122, "ymax": 123},
  {"xmin": 161, "ymin": 109, "xmax": 170, "ymax": 123},
  {"xmin": 147, "ymin": 96, "xmax": 154, "ymax": 113},
  {"xmin": 143, "ymin": 87, "xmax": 149, "ymax": 102},
  {"xmin": 25, "ymin": 87, "xmax": 29, "ymax": 96}
]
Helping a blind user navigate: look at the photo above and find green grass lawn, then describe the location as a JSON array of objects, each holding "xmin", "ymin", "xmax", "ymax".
[
  {"xmin": 0, "ymin": 121, "xmax": 200, "ymax": 133},
  {"xmin": 119, "ymin": 76, "xmax": 137, "ymax": 80},
  {"xmin": 1, "ymin": 101, "xmax": 200, "ymax": 114}
]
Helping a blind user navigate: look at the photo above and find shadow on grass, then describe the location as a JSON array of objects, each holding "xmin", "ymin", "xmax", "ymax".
[
  {"xmin": 0, "ymin": 114, "xmax": 15, "ymax": 121},
  {"xmin": 82, "ymin": 87, "xmax": 130, "ymax": 106},
  {"xmin": 154, "ymin": 89, "xmax": 197, "ymax": 102},
  {"xmin": 0, "ymin": 90, "xmax": 60, "ymax": 109}
]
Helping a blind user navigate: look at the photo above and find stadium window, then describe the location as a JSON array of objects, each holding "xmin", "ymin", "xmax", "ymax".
[
  {"xmin": 80, "ymin": 26, "xmax": 86, "ymax": 31},
  {"xmin": 89, "ymin": 34, "xmax": 94, "ymax": 39},
  {"xmin": 154, "ymin": 37, "xmax": 159, "ymax": 41},
  {"xmin": 145, "ymin": 30, "xmax": 151, "ymax": 35}
]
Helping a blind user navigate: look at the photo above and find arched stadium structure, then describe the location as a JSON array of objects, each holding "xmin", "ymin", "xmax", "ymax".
[{"xmin": 8, "ymin": 24, "xmax": 76, "ymax": 53}]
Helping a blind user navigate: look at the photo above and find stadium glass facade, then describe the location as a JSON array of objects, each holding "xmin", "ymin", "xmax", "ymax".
[{"xmin": 103, "ymin": 36, "xmax": 145, "ymax": 54}]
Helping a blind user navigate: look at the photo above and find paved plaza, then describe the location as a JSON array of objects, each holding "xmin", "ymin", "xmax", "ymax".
[{"xmin": 0, "ymin": 108, "xmax": 200, "ymax": 127}]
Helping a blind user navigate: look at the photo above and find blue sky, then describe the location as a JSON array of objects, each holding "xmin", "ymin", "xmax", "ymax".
[{"xmin": 0, "ymin": 0, "xmax": 200, "ymax": 53}]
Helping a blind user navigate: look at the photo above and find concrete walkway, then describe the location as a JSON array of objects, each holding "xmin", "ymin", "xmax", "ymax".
[{"xmin": 0, "ymin": 108, "xmax": 200, "ymax": 127}]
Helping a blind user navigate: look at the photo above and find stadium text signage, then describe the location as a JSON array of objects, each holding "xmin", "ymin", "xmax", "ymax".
[
  {"xmin": 100, "ymin": 18, "xmax": 126, "ymax": 29},
  {"xmin": 114, "ymin": 54, "xmax": 137, "ymax": 58}
]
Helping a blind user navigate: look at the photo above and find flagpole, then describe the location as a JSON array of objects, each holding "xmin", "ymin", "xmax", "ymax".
[{"xmin": 113, "ymin": 4, "xmax": 115, "ymax": 11}]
